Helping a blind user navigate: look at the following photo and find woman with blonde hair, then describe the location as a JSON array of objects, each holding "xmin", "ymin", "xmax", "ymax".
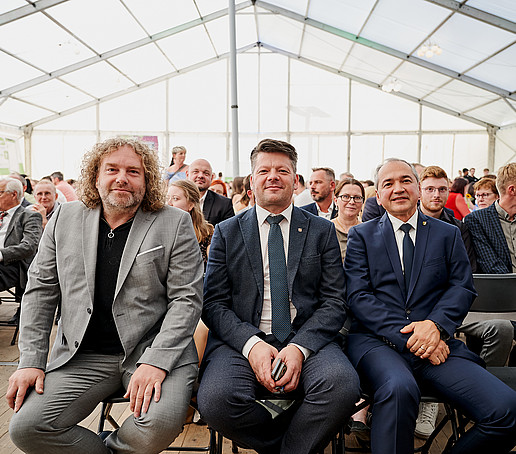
[
  {"xmin": 164, "ymin": 145, "xmax": 189, "ymax": 184},
  {"xmin": 167, "ymin": 179, "xmax": 213, "ymax": 264}
]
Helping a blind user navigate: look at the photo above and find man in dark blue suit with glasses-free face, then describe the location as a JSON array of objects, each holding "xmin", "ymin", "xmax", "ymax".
[
  {"xmin": 198, "ymin": 139, "xmax": 359, "ymax": 454},
  {"xmin": 344, "ymin": 158, "xmax": 516, "ymax": 454}
]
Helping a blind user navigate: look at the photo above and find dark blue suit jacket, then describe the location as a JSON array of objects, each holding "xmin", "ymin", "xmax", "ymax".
[
  {"xmin": 202, "ymin": 189, "xmax": 234, "ymax": 226},
  {"xmin": 463, "ymin": 203, "xmax": 512, "ymax": 274},
  {"xmin": 202, "ymin": 205, "xmax": 347, "ymax": 361},
  {"xmin": 300, "ymin": 202, "xmax": 338, "ymax": 220},
  {"xmin": 344, "ymin": 211, "xmax": 479, "ymax": 367}
]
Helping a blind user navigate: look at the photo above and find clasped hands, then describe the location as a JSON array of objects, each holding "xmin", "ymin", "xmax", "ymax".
[
  {"xmin": 248, "ymin": 341, "xmax": 304, "ymax": 393},
  {"xmin": 400, "ymin": 320, "xmax": 450, "ymax": 365}
]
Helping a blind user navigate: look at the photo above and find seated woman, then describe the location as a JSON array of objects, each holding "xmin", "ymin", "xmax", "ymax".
[
  {"xmin": 332, "ymin": 178, "xmax": 365, "ymax": 261},
  {"xmin": 445, "ymin": 177, "xmax": 470, "ymax": 220},
  {"xmin": 209, "ymin": 179, "xmax": 228, "ymax": 198},
  {"xmin": 474, "ymin": 177, "xmax": 499, "ymax": 209},
  {"xmin": 167, "ymin": 179, "xmax": 213, "ymax": 365}
]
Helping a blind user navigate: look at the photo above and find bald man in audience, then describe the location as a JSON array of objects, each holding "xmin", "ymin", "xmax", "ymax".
[{"xmin": 31, "ymin": 181, "xmax": 59, "ymax": 229}]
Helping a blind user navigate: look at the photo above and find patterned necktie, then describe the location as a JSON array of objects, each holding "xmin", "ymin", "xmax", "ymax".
[
  {"xmin": 267, "ymin": 214, "xmax": 291, "ymax": 343},
  {"xmin": 400, "ymin": 223, "xmax": 414, "ymax": 295},
  {"xmin": 0, "ymin": 211, "xmax": 6, "ymax": 229}
]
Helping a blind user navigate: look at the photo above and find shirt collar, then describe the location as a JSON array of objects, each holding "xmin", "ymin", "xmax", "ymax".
[
  {"xmin": 4, "ymin": 204, "xmax": 20, "ymax": 216},
  {"xmin": 387, "ymin": 209, "xmax": 418, "ymax": 233},
  {"xmin": 495, "ymin": 200, "xmax": 513, "ymax": 222},
  {"xmin": 256, "ymin": 203, "xmax": 293, "ymax": 227}
]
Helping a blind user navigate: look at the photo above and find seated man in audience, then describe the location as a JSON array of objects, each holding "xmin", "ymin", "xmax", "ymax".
[
  {"xmin": 301, "ymin": 167, "xmax": 338, "ymax": 220},
  {"xmin": 464, "ymin": 162, "xmax": 516, "ymax": 365},
  {"xmin": 198, "ymin": 139, "xmax": 360, "ymax": 454},
  {"xmin": 30, "ymin": 180, "xmax": 60, "ymax": 229},
  {"xmin": 0, "ymin": 177, "xmax": 42, "ymax": 293},
  {"xmin": 7, "ymin": 138, "xmax": 204, "ymax": 454},
  {"xmin": 345, "ymin": 158, "xmax": 516, "ymax": 454},
  {"xmin": 9, "ymin": 173, "xmax": 34, "ymax": 207},
  {"xmin": 51, "ymin": 171, "xmax": 78, "ymax": 202},
  {"xmin": 187, "ymin": 158, "xmax": 234, "ymax": 226}
]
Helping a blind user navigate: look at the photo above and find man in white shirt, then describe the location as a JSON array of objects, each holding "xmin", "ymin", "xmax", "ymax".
[{"xmin": 198, "ymin": 139, "xmax": 360, "ymax": 454}]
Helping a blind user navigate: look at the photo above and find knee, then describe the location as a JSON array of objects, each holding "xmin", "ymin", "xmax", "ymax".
[
  {"xmin": 375, "ymin": 374, "xmax": 419, "ymax": 406},
  {"xmin": 481, "ymin": 320, "xmax": 513, "ymax": 342},
  {"xmin": 9, "ymin": 410, "xmax": 46, "ymax": 451}
]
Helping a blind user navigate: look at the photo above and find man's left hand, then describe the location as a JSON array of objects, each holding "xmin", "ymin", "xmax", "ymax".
[
  {"xmin": 400, "ymin": 320, "xmax": 441, "ymax": 359},
  {"xmin": 274, "ymin": 344, "xmax": 304, "ymax": 393},
  {"xmin": 124, "ymin": 364, "xmax": 167, "ymax": 418}
]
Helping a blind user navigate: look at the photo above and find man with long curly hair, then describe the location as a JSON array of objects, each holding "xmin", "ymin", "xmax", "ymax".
[{"xmin": 7, "ymin": 137, "xmax": 204, "ymax": 454}]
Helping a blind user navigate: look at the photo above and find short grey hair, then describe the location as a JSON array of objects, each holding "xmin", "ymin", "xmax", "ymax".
[
  {"xmin": 374, "ymin": 158, "xmax": 419, "ymax": 189},
  {"xmin": 0, "ymin": 177, "xmax": 23, "ymax": 202}
]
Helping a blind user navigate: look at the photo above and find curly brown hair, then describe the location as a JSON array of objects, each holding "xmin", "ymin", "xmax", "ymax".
[{"xmin": 77, "ymin": 137, "xmax": 166, "ymax": 212}]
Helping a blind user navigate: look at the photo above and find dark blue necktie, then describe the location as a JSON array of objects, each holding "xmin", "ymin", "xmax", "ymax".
[
  {"xmin": 400, "ymin": 223, "xmax": 414, "ymax": 295},
  {"xmin": 267, "ymin": 214, "xmax": 291, "ymax": 343}
]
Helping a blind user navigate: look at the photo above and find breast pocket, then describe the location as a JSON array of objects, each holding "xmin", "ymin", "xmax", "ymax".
[{"xmin": 135, "ymin": 245, "xmax": 165, "ymax": 264}]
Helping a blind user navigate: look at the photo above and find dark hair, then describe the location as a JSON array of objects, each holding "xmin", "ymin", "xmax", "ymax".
[
  {"xmin": 250, "ymin": 139, "xmax": 297, "ymax": 173},
  {"xmin": 450, "ymin": 177, "xmax": 468, "ymax": 194},
  {"xmin": 51, "ymin": 171, "xmax": 64, "ymax": 181},
  {"xmin": 334, "ymin": 178, "xmax": 365, "ymax": 200},
  {"xmin": 232, "ymin": 176, "xmax": 244, "ymax": 195},
  {"xmin": 462, "ymin": 168, "xmax": 469, "ymax": 173},
  {"xmin": 298, "ymin": 174, "xmax": 305, "ymax": 186}
]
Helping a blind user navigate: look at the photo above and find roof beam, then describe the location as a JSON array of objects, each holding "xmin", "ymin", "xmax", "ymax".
[
  {"xmin": 0, "ymin": 1, "xmax": 253, "ymax": 99},
  {"xmin": 0, "ymin": 0, "xmax": 69, "ymax": 26},
  {"xmin": 259, "ymin": 43, "xmax": 494, "ymax": 129},
  {"xmin": 254, "ymin": 0, "xmax": 515, "ymax": 101},
  {"xmin": 25, "ymin": 43, "xmax": 257, "ymax": 129},
  {"xmin": 423, "ymin": 0, "xmax": 516, "ymax": 34}
]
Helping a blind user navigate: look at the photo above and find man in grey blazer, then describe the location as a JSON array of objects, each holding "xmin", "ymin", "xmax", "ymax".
[
  {"xmin": 0, "ymin": 177, "xmax": 42, "ymax": 292},
  {"xmin": 7, "ymin": 138, "xmax": 204, "ymax": 454},
  {"xmin": 198, "ymin": 139, "xmax": 360, "ymax": 454}
]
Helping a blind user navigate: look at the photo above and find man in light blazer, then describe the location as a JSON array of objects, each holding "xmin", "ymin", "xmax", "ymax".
[
  {"xmin": 345, "ymin": 158, "xmax": 516, "ymax": 454},
  {"xmin": 198, "ymin": 139, "xmax": 360, "ymax": 454},
  {"xmin": 7, "ymin": 138, "xmax": 204, "ymax": 454}
]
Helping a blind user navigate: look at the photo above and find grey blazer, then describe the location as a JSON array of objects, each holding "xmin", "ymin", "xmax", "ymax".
[{"xmin": 18, "ymin": 201, "xmax": 204, "ymax": 374}]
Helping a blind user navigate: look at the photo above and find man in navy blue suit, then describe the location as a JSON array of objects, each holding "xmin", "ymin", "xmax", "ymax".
[
  {"xmin": 301, "ymin": 167, "xmax": 338, "ymax": 220},
  {"xmin": 344, "ymin": 158, "xmax": 516, "ymax": 454},
  {"xmin": 198, "ymin": 139, "xmax": 360, "ymax": 454}
]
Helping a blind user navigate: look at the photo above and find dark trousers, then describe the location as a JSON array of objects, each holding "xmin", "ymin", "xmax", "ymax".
[
  {"xmin": 198, "ymin": 341, "xmax": 360, "ymax": 454},
  {"xmin": 0, "ymin": 262, "xmax": 20, "ymax": 291},
  {"xmin": 357, "ymin": 344, "xmax": 516, "ymax": 454}
]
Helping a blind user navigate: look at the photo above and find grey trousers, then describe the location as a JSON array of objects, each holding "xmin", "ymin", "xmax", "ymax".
[
  {"xmin": 9, "ymin": 353, "xmax": 197, "ymax": 454},
  {"xmin": 457, "ymin": 320, "xmax": 514, "ymax": 366}
]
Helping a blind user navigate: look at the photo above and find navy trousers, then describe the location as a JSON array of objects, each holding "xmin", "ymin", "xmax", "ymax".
[
  {"xmin": 357, "ymin": 344, "xmax": 516, "ymax": 454},
  {"xmin": 198, "ymin": 341, "xmax": 360, "ymax": 454}
]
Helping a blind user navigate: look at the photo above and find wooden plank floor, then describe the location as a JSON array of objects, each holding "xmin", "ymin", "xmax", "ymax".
[{"xmin": 0, "ymin": 298, "xmax": 511, "ymax": 453}]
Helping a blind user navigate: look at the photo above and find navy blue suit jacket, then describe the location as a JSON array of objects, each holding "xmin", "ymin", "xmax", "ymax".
[
  {"xmin": 463, "ymin": 203, "xmax": 512, "ymax": 274},
  {"xmin": 202, "ymin": 205, "xmax": 347, "ymax": 361},
  {"xmin": 344, "ymin": 211, "xmax": 479, "ymax": 367},
  {"xmin": 300, "ymin": 202, "xmax": 338, "ymax": 220}
]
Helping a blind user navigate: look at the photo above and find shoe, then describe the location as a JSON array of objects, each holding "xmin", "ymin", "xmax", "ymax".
[
  {"xmin": 415, "ymin": 402, "xmax": 438, "ymax": 439},
  {"xmin": 98, "ymin": 430, "xmax": 112, "ymax": 441},
  {"xmin": 350, "ymin": 420, "xmax": 370, "ymax": 441}
]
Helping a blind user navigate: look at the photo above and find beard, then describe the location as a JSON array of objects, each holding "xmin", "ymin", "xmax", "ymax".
[{"xmin": 99, "ymin": 185, "xmax": 145, "ymax": 213}]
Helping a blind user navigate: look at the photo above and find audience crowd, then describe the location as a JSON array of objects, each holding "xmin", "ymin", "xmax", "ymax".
[{"xmin": 3, "ymin": 138, "xmax": 516, "ymax": 454}]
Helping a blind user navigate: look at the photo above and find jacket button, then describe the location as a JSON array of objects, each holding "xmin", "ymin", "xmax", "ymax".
[
  {"xmin": 87, "ymin": 308, "xmax": 92, "ymax": 314},
  {"xmin": 74, "ymin": 341, "xmax": 79, "ymax": 348}
]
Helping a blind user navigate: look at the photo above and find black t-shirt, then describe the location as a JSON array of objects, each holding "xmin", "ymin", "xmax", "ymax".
[{"xmin": 79, "ymin": 216, "xmax": 133, "ymax": 355}]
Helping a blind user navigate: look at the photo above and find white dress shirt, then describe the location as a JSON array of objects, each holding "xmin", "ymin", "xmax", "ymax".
[
  {"xmin": 317, "ymin": 201, "xmax": 335, "ymax": 220},
  {"xmin": 387, "ymin": 210, "xmax": 418, "ymax": 272},
  {"xmin": 0, "ymin": 203, "xmax": 21, "ymax": 262},
  {"xmin": 242, "ymin": 204, "xmax": 310, "ymax": 360}
]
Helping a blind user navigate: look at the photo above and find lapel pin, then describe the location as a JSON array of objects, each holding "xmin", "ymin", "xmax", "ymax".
[
  {"xmin": 423, "ymin": 221, "xmax": 427, "ymax": 226},
  {"xmin": 298, "ymin": 228, "xmax": 303, "ymax": 232}
]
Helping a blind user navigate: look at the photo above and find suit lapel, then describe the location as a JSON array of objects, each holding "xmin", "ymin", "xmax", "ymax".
[
  {"xmin": 203, "ymin": 190, "xmax": 214, "ymax": 222},
  {"xmin": 4, "ymin": 206, "xmax": 22, "ymax": 242},
  {"xmin": 239, "ymin": 207, "xmax": 264, "ymax": 300},
  {"xmin": 287, "ymin": 207, "xmax": 309, "ymax": 296},
  {"xmin": 82, "ymin": 206, "xmax": 101, "ymax": 306},
  {"xmin": 379, "ymin": 214, "xmax": 406, "ymax": 297},
  {"xmin": 115, "ymin": 208, "xmax": 157, "ymax": 298},
  {"xmin": 407, "ymin": 212, "xmax": 430, "ymax": 301}
]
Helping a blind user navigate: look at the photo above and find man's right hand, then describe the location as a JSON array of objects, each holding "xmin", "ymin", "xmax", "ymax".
[
  {"xmin": 6, "ymin": 368, "xmax": 45, "ymax": 412},
  {"xmin": 248, "ymin": 341, "xmax": 278, "ymax": 392}
]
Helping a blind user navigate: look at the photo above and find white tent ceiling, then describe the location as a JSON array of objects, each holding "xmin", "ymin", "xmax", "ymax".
[{"xmin": 0, "ymin": 0, "xmax": 515, "ymax": 131}]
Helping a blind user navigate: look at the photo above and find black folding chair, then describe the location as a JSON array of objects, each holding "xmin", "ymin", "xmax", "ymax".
[
  {"xmin": 471, "ymin": 273, "xmax": 516, "ymax": 313},
  {"xmin": 0, "ymin": 287, "xmax": 22, "ymax": 345}
]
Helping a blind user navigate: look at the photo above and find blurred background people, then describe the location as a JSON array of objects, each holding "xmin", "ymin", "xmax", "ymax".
[
  {"xmin": 209, "ymin": 179, "xmax": 228, "ymax": 198},
  {"xmin": 445, "ymin": 177, "xmax": 470, "ymax": 220},
  {"xmin": 164, "ymin": 146, "xmax": 189, "ymax": 184},
  {"xmin": 474, "ymin": 178, "xmax": 499, "ymax": 210}
]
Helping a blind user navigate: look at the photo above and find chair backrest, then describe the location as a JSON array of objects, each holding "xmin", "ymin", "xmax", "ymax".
[{"xmin": 471, "ymin": 274, "xmax": 516, "ymax": 312}]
